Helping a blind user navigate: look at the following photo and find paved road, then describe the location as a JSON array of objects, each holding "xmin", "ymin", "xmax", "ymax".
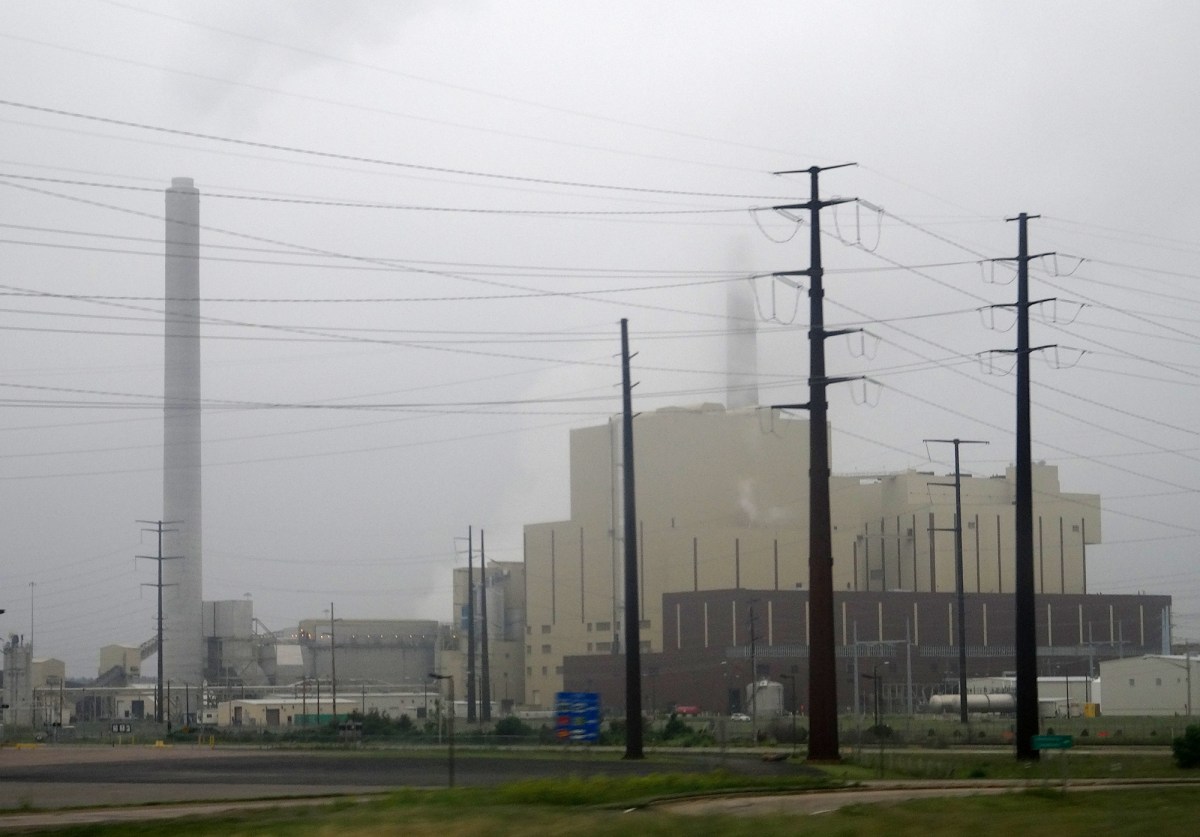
[{"xmin": 0, "ymin": 744, "xmax": 808, "ymax": 812}]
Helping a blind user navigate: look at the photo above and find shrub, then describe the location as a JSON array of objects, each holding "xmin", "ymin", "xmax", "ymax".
[
  {"xmin": 493, "ymin": 715, "xmax": 535, "ymax": 739},
  {"xmin": 659, "ymin": 712, "xmax": 691, "ymax": 741},
  {"xmin": 1172, "ymin": 724, "xmax": 1200, "ymax": 768}
]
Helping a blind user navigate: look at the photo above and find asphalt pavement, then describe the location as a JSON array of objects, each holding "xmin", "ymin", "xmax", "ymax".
[{"xmin": 0, "ymin": 743, "xmax": 809, "ymax": 811}]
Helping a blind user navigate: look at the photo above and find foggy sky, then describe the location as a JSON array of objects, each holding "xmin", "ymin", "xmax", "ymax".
[{"xmin": 1, "ymin": 0, "xmax": 1198, "ymax": 676}]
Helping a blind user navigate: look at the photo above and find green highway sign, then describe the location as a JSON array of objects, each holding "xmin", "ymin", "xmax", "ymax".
[{"xmin": 1032, "ymin": 734, "xmax": 1074, "ymax": 750}]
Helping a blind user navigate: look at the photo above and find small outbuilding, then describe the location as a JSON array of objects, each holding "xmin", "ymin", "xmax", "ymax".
[{"xmin": 1098, "ymin": 655, "xmax": 1199, "ymax": 716}]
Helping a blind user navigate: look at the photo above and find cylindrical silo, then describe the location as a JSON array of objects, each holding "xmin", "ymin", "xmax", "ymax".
[{"xmin": 163, "ymin": 177, "xmax": 203, "ymax": 687}]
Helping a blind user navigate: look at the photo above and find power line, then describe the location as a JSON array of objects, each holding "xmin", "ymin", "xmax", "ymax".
[
  {"xmin": 0, "ymin": 221, "xmax": 749, "ymax": 276},
  {"xmin": 0, "ymin": 179, "xmax": 751, "ymax": 324},
  {"xmin": 0, "ymin": 100, "xmax": 799, "ymax": 201},
  {"xmin": 0, "ymin": 172, "xmax": 749, "ymax": 216}
]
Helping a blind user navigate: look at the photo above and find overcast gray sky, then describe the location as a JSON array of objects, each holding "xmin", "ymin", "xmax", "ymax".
[{"xmin": 2, "ymin": 0, "xmax": 1198, "ymax": 676}]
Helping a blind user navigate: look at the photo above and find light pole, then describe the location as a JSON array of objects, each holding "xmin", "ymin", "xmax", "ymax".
[
  {"xmin": 325, "ymin": 604, "xmax": 338, "ymax": 723},
  {"xmin": 861, "ymin": 661, "xmax": 889, "ymax": 731},
  {"xmin": 429, "ymin": 672, "xmax": 455, "ymax": 788},
  {"xmin": 1063, "ymin": 666, "xmax": 1070, "ymax": 719},
  {"xmin": 1171, "ymin": 642, "xmax": 1194, "ymax": 717},
  {"xmin": 860, "ymin": 661, "xmax": 890, "ymax": 777},
  {"xmin": 780, "ymin": 673, "xmax": 798, "ymax": 756}
]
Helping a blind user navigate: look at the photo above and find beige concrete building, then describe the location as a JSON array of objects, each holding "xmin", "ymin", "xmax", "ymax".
[
  {"xmin": 98, "ymin": 645, "xmax": 143, "ymax": 679},
  {"xmin": 522, "ymin": 404, "xmax": 1101, "ymax": 708},
  {"xmin": 852, "ymin": 464, "xmax": 1099, "ymax": 595},
  {"xmin": 446, "ymin": 560, "xmax": 525, "ymax": 714}
]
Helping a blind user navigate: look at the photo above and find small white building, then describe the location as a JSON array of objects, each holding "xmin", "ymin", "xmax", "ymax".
[
  {"xmin": 217, "ymin": 690, "xmax": 434, "ymax": 728},
  {"xmin": 1099, "ymin": 655, "xmax": 1199, "ymax": 716}
]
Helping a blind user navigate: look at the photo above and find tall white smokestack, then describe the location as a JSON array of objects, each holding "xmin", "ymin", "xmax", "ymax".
[
  {"xmin": 163, "ymin": 177, "xmax": 203, "ymax": 687},
  {"xmin": 725, "ymin": 241, "xmax": 759, "ymax": 408}
]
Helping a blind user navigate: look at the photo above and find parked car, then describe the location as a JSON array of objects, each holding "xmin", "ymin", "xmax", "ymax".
[{"xmin": 730, "ymin": 712, "xmax": 751, "ymax": 721}]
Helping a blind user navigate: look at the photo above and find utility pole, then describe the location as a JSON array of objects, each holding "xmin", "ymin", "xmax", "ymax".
[
  {"xmin": 926, "ymin": 439, "xmax": 988, "ymax": 725},
  {"xmin": 772, "ymin": 163, "xmax": 857, "ymax": 762},
  {"xmin": 480, "ymin": 529, "xmax": 492, "ymax": 722},
  {"xmin": 137, "ymin": 519, "xmax": 181, "ymax": 725},
  {"xmin": 992, "ymin": 213, "xmax": 1054, "ymax": 761},
  {"xmin": 748, "ymin": 600, "xmax": 759, "ymax": 743},
  {"xmin": 330, "ymin": 601, "xmax": 337, "ymax": 722},
  {"xmin": 620, "ymin": 318, "xmax": 644, "ymax": 759},
  {"xmin": 466, "ymin": 526, "xmax": 477, "ymax": 724}
]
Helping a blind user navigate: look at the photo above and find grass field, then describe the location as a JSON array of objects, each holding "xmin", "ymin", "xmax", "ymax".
[{"xmin": 24, "ymin": 755, "xmax": 1200, "ymax": 837}]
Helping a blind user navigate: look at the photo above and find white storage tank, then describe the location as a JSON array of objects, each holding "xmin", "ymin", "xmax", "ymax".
[{"xmin": 746, "ymin": 679, "xmax": 785, "ymax": 716}]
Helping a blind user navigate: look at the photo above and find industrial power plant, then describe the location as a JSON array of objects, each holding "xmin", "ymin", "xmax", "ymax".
[{"xmin": 0, "ymin": 178, "xmax": 1187, "ymax": 738}]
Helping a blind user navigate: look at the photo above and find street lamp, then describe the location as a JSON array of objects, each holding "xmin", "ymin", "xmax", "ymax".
[{"xmin": 429, "ymin": 672, "xmax": 455, "ymax": 788}]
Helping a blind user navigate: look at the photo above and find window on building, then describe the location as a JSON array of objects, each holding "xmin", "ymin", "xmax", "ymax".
[
  {"xmin": 541, "ymin": 644, "xmax": 551, "ymax": 654},
  {"xmin": 640, "ymin": 640, "xmax": 651, "ymax": 651},
  {"xmin": 541, "ymin": 625, "xmax": 551, "ymax": 634},
  {"xmin": 596, "ymin": 621, "xmax": 611, "ymax": 632},
  {"xmin": 1156, "ymin": 677, "xmax": 1163, "ymax": 686},
  {"xmin": 525, "ymin": 645, "xmax": 531, "ymax": 655},
  {"xmin": 1129, "ymin": 678, "xmax": 1135, "ymax": 687},
  {"xmin": 639, "ymin": 619, "xmax": 651, "ymax": 629},
  {"xmin": 526, "ymin": 666, "xmax": 532, "ymax": 676},
  {"xmin": 587, "ymin": 623, "xmax": 593, "ymax": 632},
  {"xmin": 541, "ymin": 666, "xmax": 548, "ymax": 676},
  {"xmin": 596, "ymin": 642, "xmax": 611, "ymax": 652},
  {"xmin": 555, "ymin": 666, "xmax": 563, "ymax": 675},
  {"xmin": 526, "ymin": 625, "xmax": 531, "ymax": 634}
]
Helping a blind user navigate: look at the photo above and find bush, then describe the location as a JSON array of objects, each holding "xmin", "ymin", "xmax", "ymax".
[
  {"xmin": 869, "ymin": 723, "xmax": 893, "ymax": 740},
  {"xmin": 659, "ymin": 712, "xmax": 690, "ymax": 741},
  {"xmin": 345, "ymin": 709, "xmax": 420, "ymax": 738},
  {"xmin": 493, "ymin": 715, "xmax": 535, "ymax": 739},
  {"xmin": 1172, "ymin": 724, "xmax": 1200, "ymax": 768}
]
